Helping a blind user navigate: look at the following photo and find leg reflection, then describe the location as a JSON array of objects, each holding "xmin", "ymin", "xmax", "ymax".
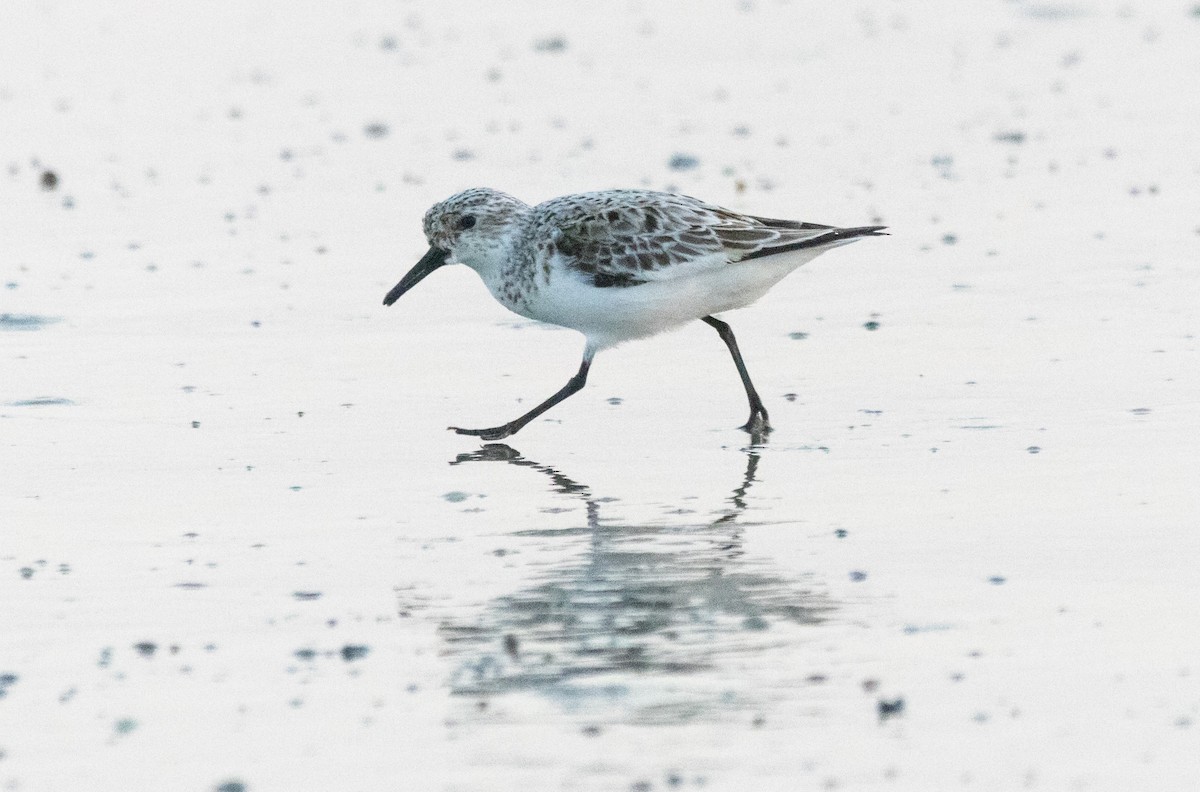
[{"xmin": 439, "ymin": 442, "xmax": 833, "ymax": 711}]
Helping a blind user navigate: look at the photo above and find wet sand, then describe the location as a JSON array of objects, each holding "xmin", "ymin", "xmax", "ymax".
[{"xmin": 2, "ymin": 1, "xmax": 1199, "ymax": 789}]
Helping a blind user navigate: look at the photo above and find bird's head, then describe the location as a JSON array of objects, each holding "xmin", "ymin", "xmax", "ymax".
[{"xmin": 383, "ymin": 188, "xmax": 527, "ymax": 306}]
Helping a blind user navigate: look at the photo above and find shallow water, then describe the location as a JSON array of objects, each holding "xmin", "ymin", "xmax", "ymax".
[{"xmin": 2, "ymin": 1, "xmax": 1200, "ymax": 790}]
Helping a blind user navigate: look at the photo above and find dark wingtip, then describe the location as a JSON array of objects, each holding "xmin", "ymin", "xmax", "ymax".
[{"xmin": 741, "ymin": 224, "xmax": 889, "ymax": 261}]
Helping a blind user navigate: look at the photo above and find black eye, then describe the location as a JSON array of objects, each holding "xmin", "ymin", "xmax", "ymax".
[{"xmin": 458, "ymin": 215, "xmax": 476, "ymax": 230}]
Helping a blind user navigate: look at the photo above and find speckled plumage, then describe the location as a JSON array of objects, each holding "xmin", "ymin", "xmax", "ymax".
[
  {"xmin": 384, "ymin": 187, "xmax": 886, "ymax": 439},
  {"xmin": 526, "ymin": 189, "xmax": 844, "ymax": 287}
]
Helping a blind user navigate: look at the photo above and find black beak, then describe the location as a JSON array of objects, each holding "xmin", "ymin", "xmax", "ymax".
[{"xmin": 383, "ymin": 247, "xmax": 450, "ymax": 306}]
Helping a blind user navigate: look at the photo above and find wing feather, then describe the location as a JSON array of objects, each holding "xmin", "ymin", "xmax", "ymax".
[{"xmin": 527, "ymin": 190, "xmax": 880, "ymax": 288}]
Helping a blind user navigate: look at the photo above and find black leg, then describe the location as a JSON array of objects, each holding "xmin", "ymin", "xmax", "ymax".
[
  {"xmin": 702, "ymin": 316, "xmax": 771, "ymax": 435},
  {"xmin": 451, "ymin": 349, "xmax": 595, "ymax": 441}
]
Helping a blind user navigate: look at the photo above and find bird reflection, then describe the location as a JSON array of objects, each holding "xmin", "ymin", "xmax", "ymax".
[{"xmin": 439, "ymin": 442, "xmax": 832, "ymax": 714}]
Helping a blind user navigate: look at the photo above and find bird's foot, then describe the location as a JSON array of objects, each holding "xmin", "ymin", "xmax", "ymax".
[
  {"xmin": 449, "ymin": 424, "xmax": 518, "ymax": 441},
  {"xmin": 740, "ymin": 411, "xmax": 772, "ymax": 438}
]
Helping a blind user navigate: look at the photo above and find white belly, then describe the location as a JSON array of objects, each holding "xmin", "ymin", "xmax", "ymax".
[{"xmin": 516, "ymin": 248, "xmax": 831, "ymax": 349}]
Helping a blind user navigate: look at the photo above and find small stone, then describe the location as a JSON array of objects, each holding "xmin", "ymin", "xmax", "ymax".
[
  {"xmin": 363, "ymin": 122, "xmax": 390, "ymax": 139},
  {"xmin": 532, "ymin": 36, "xmax": 567, "ymax": 53},
  {"xmin": 668, "ymin": 153, "xmax": 700, "ymax": 171},
  {"xmin": 878, "ymin": 698, "xmax": 905, "ymax": 719},
  {"xmin": 341, "ymin": 644, "xmax": 370, "ymax": 662}
]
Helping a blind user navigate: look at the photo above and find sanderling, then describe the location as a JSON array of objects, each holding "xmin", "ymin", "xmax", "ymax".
[{"xmin": 384, "ymin": 188, "xmax": 885, "ymax": 440}]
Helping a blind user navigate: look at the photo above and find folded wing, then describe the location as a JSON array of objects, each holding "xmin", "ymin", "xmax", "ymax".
[{"xmin": 529, "ymin": 190, "xmax": 885, "ymax": 288}]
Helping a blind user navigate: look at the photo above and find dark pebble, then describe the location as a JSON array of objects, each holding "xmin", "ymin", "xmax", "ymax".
[
  {"xmin": 668, "ymin": 153, "xmax": 700, "ymax": 171},
  {"xmin": 341, "ymin": 644, "xmax": 370, "ymax": 662},
  {"xmin": 878, "ymin": 697, "xmax": 906, "ymax": 719}
]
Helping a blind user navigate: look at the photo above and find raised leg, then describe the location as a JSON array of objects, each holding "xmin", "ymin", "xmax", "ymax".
[
  {"xmin": 451, "ymin": 348, "xmax": 595, "ymax": 441},
  {"xmin": 702, "ymin": 316, "xmax": 771, "ymax": 435}
]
